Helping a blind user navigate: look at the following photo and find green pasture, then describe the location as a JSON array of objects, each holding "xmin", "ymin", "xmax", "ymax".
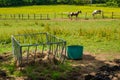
[
  {"xmin": 0, "ymin": 5, "xmax": 120, "ymax": 14},
  {"xmin": 0, "ymin": 19, "xmax": 120, "ymax": 54},
  {"xmin": 0, "ymin": 5, "xmax": 120, "ymax": 19},
  {"xmin": 0, "ymin": 5, "xmax": 120, "ymax": 79},
  {"xmin": 0, "ymin": 5, "xmax": 120, "ymax": 54}
]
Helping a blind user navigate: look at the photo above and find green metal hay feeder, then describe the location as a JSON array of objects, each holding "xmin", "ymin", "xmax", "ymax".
[{"xmin": 11, "ymin": 32, "xmax": 66, "ymax": 66}]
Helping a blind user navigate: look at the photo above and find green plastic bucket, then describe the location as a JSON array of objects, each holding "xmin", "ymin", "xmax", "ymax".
[{"xmin": 67, "ymin": 45, "xmax": 83, "ymax": 59}]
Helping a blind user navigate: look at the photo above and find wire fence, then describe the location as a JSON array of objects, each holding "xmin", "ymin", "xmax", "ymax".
[{"xmin": 0, "ymin": 12, "xmax": 120, "ymax": 20}]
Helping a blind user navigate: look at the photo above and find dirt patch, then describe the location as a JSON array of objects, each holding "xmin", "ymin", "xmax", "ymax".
[
  {"xmin": 0, "ymin": 52, "xmax": 120, "ymax": 80},
  {"xmin": 69, "ymin": 52, "xmax": 120, "ymax": 80}
]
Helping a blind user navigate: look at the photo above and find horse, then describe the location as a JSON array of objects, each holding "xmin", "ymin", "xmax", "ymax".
[
  {"xmin": 92, "ymin": 10, "xmax": 102, "ymax": 16},
  {"xmin": 68, "ymin": 11, "xmax": 82, "ymax": 19}
]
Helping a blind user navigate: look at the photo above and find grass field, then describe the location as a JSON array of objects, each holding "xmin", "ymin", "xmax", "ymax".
[
  {"xmin": 0, "ymin": 19, "xmax": 120, "ymax": 54},
  {"xmin": 0, "ymin": 5, "xmax": 120, "ymax": 53},
  {"xmin": 0, "ymin": 5, "xmax": 120, "ymax": 19},
  {"xmin": 0, "ymin": 5, "xmax": 120, "ymax": 80},
  {"xmin": 0, "ymin": 5, "xmax": 120, "ymax": 14}
]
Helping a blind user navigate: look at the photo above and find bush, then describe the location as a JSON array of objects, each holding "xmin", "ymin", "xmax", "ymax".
[{"xmin": 106, "ymin": 2, "xmax": 118, "ymax": 7}]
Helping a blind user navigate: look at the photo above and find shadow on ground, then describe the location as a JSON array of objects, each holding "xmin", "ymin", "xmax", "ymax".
[{"xmin": 0, "ymin": 52, "xmax": 120, "ymax": 80}]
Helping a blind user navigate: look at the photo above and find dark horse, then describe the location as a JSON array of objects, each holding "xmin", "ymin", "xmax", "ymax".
[
  {"xmin": 68, "ymin": 11, "xmax": 82, "ymax": 19},
  {"xmin": 92, "ymin": 10, "xmax": 102, "ymax": 16}
]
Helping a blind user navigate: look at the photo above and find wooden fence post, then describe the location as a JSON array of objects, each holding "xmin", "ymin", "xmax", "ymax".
[
  {"xmin": 112, "ymin": 12, "xmax": 114, "ymax": 19},
  {"xmin": 34, "ymin": 14, "xmax": 36, "ymax": 20},
  {"xmin": 10, "ymin": 14, "xmax": 12, "ymax": 19},
  {"xmin": 14, "ymin": 14, "xmax": 15, "ymax": 19},
  {"xmin": 54, "ymin": 13, "xmax": 56, "ymax": 19},
  {"xmin": 18, "ymin": 14, "xmax": 20, "ymax": 19},
  {"xmin": 102, "ymin": 12, "xmax": 104, "ymax": 19},
  {"xmin": 85, "ymin": 12, "xmax": 87, "ymax": 19},
  {"xmin": 0, "ymin": 14, "xmax": 1, "ymax": 19},
  {"xmin": 28, "ymin": 14, "xmax": 29, "ymax": 20},
  {"xmin": 22, "ymin": 14, "xmax": 23, "ymax": 20},
  {"xmin": 61, "ymin": 13, "xmax": 63, "ymax": 19},
  {"xmin": 47, "ymin": 14, "xmax": 49, "ymax": 20},
  {"xmin": 40, "ymin": 14, "xmax": 42, "ymax": 20},
  {"xmin": 5, "ymin": 14, "xmax": 7, "ymax": 20}
]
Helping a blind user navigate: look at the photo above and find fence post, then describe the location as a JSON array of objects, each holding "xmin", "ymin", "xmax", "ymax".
[
  {"xmin": 28, "ymin": 14, "xmax": 29, "ymax": 20},
  {"xmin": 61, "ymin": 13, "xmax": 63, "ymax": 19},
  {"xmin": 22, "ymin": 14, "xmax": 23, "ymax": 20},
  {"xmin": 102, "ymin": 12, "xmax": 104, "ymax": 19},
  {"xmin": 14, "ymin": 14, "xmax": 15, "ymax": 19},
  {"xmin": 54, "ymin": 13, "xmax": 56, "ymax": 19},
  {"xmin": 40, "ymin": 14, "xmax": 42, "ymax": 20},
  {"xmin": 18, "ymin": 14, "xmax": 20, "ymax": 20},
  {"xmin": 10, "ymin": 14, "xmax": 12, "ymax": 19},
  {"xmin": 34, "ymin": 14, "xmax": 36, "ymax": 20},
  {"xmin": 85, "ymin": 12, "xmax": 87, "ymax": 19},
  {"xmin": 5, "ymin": 14, "xmax": 6, "ymax": 19},
  {"xmin": 112, "ymin": 12, "xmax": 114, "ymax": 19},
  {"xmin": 47, "ymin": 14, "xmax": 49, "ymax": 20},
  {"xmin": 0, "ymin": 14, "xmax": 1, "ymax": 19}
]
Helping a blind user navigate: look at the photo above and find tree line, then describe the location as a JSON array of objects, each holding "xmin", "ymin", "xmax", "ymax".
[{"xmin": 0, "ymin": 0, "xmax": 120, "ymax": 7}]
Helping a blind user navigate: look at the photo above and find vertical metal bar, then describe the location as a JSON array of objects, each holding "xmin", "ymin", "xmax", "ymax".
[
  {"xmin": 59, "ymin": 43, "xmax": 65, "ymax": 63},
  {"xmin": 48, "ymin": 44, "xmax": 51, "ymax": 59},
  {"xmin": 34, "ymin": 45, "xmax": 37, "ymax": 62},
  {"xmin": 54, "ymin": 43, "xmax": 59, "ymax": 57},
  {"xmin": 27, "ymin": 46, "xmax": 30, "ymax": 63},
  {"xmin": 42, "ymin": 44, "xmax": 44, "ymax": 55},
  {"xmin": 19, "ymin": 46, "xmax": 22, "ymax": 66}
]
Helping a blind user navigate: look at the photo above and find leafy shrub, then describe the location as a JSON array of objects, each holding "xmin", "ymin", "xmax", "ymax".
[{"xmin": 106, "ymin": 2, "xmax": 118, "ymax": 7}]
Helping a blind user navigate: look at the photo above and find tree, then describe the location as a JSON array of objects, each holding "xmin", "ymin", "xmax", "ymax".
[{"xmin": 106, "ymin": 0, "xmax": 120, "ymax": 7}]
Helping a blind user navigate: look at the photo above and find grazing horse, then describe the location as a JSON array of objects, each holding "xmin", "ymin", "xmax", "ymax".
[
  {"xmin": 68, "ymin": 11, "xmax": 82, "ymax": 19},
  {"xmin": 92, "ymin": 10, "xmax": 102, "ymax": 16}
]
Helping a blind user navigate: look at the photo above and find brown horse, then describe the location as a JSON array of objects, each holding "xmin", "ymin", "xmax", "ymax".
[{"xmin": 68, "ymin": 11, "xmax": 82, "ymax": 19}]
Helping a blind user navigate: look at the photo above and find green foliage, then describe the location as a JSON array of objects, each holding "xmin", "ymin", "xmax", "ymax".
[
  {"xmin": 1, "ymin": 63, "xmax": 15, "ymax": 74},
  {"xmin": 0, "ymin": 19, "xmax": 120, "ymax": 53},
  {"xmin": 106, "ymin": 0, "xmax": 120, "ymax": 7},
  {"xmin": 51, "ymin": 71, "xmax": 61, "ymax": 80},
  {"xmin": 13, "ymin": 71, "xmax": 23, "ymax": 77},
  {"xmin": 0, "ymin": 0, "xmax": 119, "ymax": 7}
]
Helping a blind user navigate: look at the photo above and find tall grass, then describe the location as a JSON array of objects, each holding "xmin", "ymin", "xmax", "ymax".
[{"xmin": 0, "ymin": 19, "xmax": 120, "ymax": 53}]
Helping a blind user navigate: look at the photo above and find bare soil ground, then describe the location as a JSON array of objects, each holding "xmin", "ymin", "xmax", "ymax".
[{"xmin": 0, "ymin": 52, "xmax": 120, "ymax": 80}]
